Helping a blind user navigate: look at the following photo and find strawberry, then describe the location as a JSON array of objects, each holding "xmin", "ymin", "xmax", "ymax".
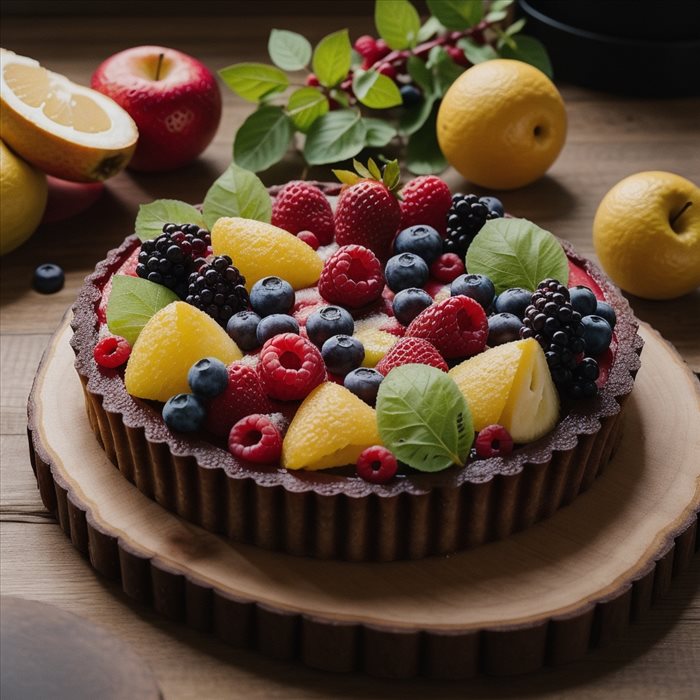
[
  {"xmin": 271, "ymin": 181, "xmax": 335, "ymax": 245},
  {"xmin": 375, "ymin": 337, "xmax": 448, "ymax": 375},
  {"xmin": 406, "ymin": 296, "xmax": 488, "ymax": 359},
  {"xmin": 333, "ymin": 158, "xmax": 402, "ymax": 261},
  {"xmin": 399, "ymin": 175, "xmax": 452, "ymax": 235},
  {"xmin": 205, "ymin": 362, "xmax": 272, "ymax": 437}
]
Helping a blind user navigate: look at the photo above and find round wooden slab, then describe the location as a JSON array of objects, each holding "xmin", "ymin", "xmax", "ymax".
[
  {"xmin": 0, "ymin": 597, "xmax": 161, "ymax": 699},
  {"xmin": 27, "ymin": 317, "xmax": 699, "ymax": 679}
]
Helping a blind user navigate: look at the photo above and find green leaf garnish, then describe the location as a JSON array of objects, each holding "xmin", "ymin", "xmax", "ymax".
[
  {"xmin": 458, "ymin": 37, "xmax": 499, "ymax": 64},
  {"xmin": 406, "ymin": 105, "xmax": 447, "ymax": 175},
  {"xmin": 134, "ymin": 200, "xmax": 204, "ymax": 241},
  {"xmin": 352, "ymin": 69, "xmax": 403, "ymax": 109},
  {"xmin": 106, "ymin": 276, "xmax": 178, "ymax": 346},
  {"xmin": 500, "ymin": 35, "xmax": 553, "ymax": 77},
  {"xmin": 312, "ymin": 29, "xmax": 352, "ymax": 88},
  {"xmin": 426, "ymin": 0, "xmax": 483, "ymax": 29},
  {"xmin": 218, "ymin": 62, "xmax": 288, "ymax": 102},
  {"xmin": 268, "ymin": 29, "xmax": 312, "ymax": 71},
  {"xmin": 466, "ymin": 218, "xmax": 569, "ymax": 294},
  {"xmin": 374, "ymin": 0, "xmax": 421, "ymax": 50},
  {"xmin": 233, "ymin": 106, "xmax": 294, "ymax": 173},
  {"xmin": 286, "ymin": 87, "xmax": 329, "ymax": 132},
  {"xmin": 417, "ymin": 15, "xmax": 445, "ymax": 43},
  {"xmin": 376, "ymin": 364, "xmax": 473, "ymax": 472},
  {"xmin": 363, "ymin": 118, "xmax": 397, "ymax": 148},
  {"xmin": 303, "ymin": 110, "xmax": 366, "ymax": 165},
  {"xmin": 406, "ymin": 55, "xmax": 435, "ymax": 95},
  {"xmin": 426, "ymin": 46, "xmax": 465, "ymax": 94},
  {"xmin": 202, "ymin": 163, "xmax": 272, "ymax": 229},
  {"xmin": 398, "ymin": 94, "xmax": 436, "ymax": 136}
]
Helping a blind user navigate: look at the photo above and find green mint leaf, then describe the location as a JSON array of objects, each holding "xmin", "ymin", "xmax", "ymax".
[
  {"xmin": 376, "ymin": 364, "xmax": 473, "ymax": 472},
  {"xmin": 486, "ymin": 0, "xmax": 515, "ymax": 23},
  {"xmin": 406, "ymin": 104, "xmax": 448, "ymax": 174},
  {"xmin": 427, "ymin": 46, "xmax": 465, "ymax": 94},
  {"xmin": 286, "ymin": 87, "xmax": 329, "ymax": 132},
  {"xmin": 363, "ymin": 118, "xmax": 397, "ymax": 147},
  {"xmin": 458, "ymin": 37, "xmax": 499, "ymax": 64},
  {"xmin": 466, "ymin": 218, "xmax": 569, "ymax": 294},
  {"xmin": 134, "ymin": 200, "xmax": 204, "ymax": 241},
  {"xmin": 504, "ymin": 17, "xmax": 526, "ymax": 37},
  {"xmin": 417, "ymin": 15, "xmax": 445, "ymax": 42},
  {"xmin": 218, "ymin": 62, "xmax": 288, "ymax": 103},
  {"xmin": 426, "ymin": 0, "xmax": 483, "ymax": 29},
  {"xmin": 500, "ymin": 35, "xmax": 553, "ymax": 77},
  {"xmin": 398, "ymin": 93, "xmax": 436, "ymax": 136},
  {"xmin": 407, "ymin": 55, "xmax": 434, "ymax": 95},
  {"xmin": 374, "ymin": 0, "xmax": 421, "ymax": 50},
  {"xmin": 106, "ymin": 276, "xmax": 178, "ymax": 346},
  {"xmin": 312, "ymin": 29, "xmax": 352, "ymax": 87},
  {"xmin": 330, "ymin": 88, "xmax": 351, "ymax": 108},
  {"xmin": 303, "ymin": 110, "xmax": 366, "ymax": 165},
  {"xmin": 352, "ymin": 69, "xmax": 402, "ymax": 109},
  {"xmin": 233, "ymin": 106, "xmax": 294, "ymax": 173},
  {"xmin": 268, "ymin": 29, "xmax": 312, "ymax": 71},
  {"xmin": 202, "ymin": 162, "xmax": 272, "ymax": 230}
]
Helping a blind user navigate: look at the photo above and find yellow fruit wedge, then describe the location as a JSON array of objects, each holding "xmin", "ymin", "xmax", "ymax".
[
  {"xmin": 211, "ymin": 217, "xmax": 323, "ymax": 291},
  {"xmin": 354, "ymin": 327, "xmax": 399, "ymax": 367},
  {"xmin": 448, "ymin": 338, "xmax": 559, "ymax": 443},
  {"xmin": 125, "ymin": 302, "xmax": 242, "ymax": 402},
  {"xmin": 0, "ymin": 49, "xmax": 138, "ymax": 182},
  {"xmin": 282, "ymin": 382, "xmax": 381, "ymax": 470}
]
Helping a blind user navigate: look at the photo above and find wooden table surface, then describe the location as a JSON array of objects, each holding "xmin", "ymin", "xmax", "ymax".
[{"xmin": 2, "ymin": 12, "xmax": 699, "ymax": 700}]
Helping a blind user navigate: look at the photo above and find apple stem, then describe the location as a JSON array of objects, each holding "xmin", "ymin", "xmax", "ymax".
[
  {"xmin": 155, "ymin": 53, "xmax": 164, "ymax": 81},
  {"xmin": 670, "ymin": 201, "xmax": 692, "ymax": 228}
]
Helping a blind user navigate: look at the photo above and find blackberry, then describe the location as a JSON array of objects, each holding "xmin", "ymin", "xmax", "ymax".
[
  {"xmin": 443, "ymin": 193, "xmax": 501, "ymax": 258},
  {"xmin": 568, "ymin": 357, "xmax": 600, "ymax": 399},
  {"xmin": 186, "ymin": 255, "xmax": 248, "ymax": 326},
  {"xmin": 520, "ymin": 279, "xmax": 591, "ymax": 395},
  {"xmin": 136, "ymin": 223, "xmax": 211, "ymax": 298}
]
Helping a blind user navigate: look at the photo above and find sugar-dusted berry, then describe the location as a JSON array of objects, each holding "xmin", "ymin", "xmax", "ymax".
[
  {"xmin": 376, "ymin": 336, "xmax": 448, "ymax": 375},
  {"xmin": 399, "ymin": 175, "xmax": 452, "ymax": 235},
  {"xmin": 318, "ymin": 244, "xmax": 384, "ymax": 308}
]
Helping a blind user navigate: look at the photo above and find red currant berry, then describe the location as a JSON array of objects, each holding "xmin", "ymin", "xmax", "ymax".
[
  {"xmin": 297, "ymin": 230, "xmax": 320, "ymax": 250},
  {"xmin": 430, "ymin": 253, "xmax": 465, "ymax": 283},
  {"xmin": 474, "ymin": 424, "xmax": 514, "ymax": 459},
  {"xmin": 93, "ymin": 335, "xmax": 131, "ymax": 368},
  {"xmin": 446, "ymin": 45, "xmax": 469, "ymax": 66},
  {"xmin": 377, "ymin": 63, "xmax": 397, "ymax": 80},
  {"xmin": 305, "ymin": 73, "xmax": 320, "ymax": 87},
  {"xmin": 375, "ymin": 39, "xmax": 390, "ymax": 59},
  {"xmin": 356, "ymin": 446, "xmax": 398, "ymax": 484}
]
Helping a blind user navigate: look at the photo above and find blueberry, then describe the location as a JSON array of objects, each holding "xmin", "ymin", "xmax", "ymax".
[
  {"xmin": 393, "ymin": 225, "xmax": 443, "ymax": 264},
  {"xmin": 187, "ymin": 357, "xmax": 228, "ymax": 398},
  {"xmin": 33, "ymin": 263, "xmax": 65, "ymax": 294},
  {"xmin": 581, "ymin": 315, "xmax": 613, "ymax": 356},
  {"xmin": 392, "ymin": 287, "xmax": 433, "ymax": 326},
  {"xmin": 226, "ymin": 310, "xmax": 261, "ymax": 351},
  {"xmin": 249, "ymin": 276, "xmax": 295, "ymax": 316},
  {"xmin": 256, "ymin": 314, "xmax": 299, "ymax": 345},
  {"xmin": 488, "ymin": 313, "xmax": 523, "ymax": 346},
  {"xmin": 321, "ymin": 334, "xmax": 364, "ymax": 376},
  {"xmin": 595, "ymin": 300, "xmax": 617, "ymax": 329},
  {"xmin": 450, "ymin": 273, "xmax": 495, "ymax": 312},
  {"xmin": 568, "ymin": 285, "xmax": 597, "ymax": 317},
  {"xmin": 479, "ymin": 196, "xmax": 504, "ymax": 217},
  {"xmin": 162, "ymin": 393, "xmax": 206, "ymax": 432},
  {"xmin": 305, "ymin": 305, "xmax": 354, "ymax": 347},
  {"xmin": 400, "ymin": 84, "xmax": 422, "ymax": 107},
  {"xmin": 494, "ymin": 287, "xmax": 532, "ymax": 318},
  {"xmin": 384, "ymin": 253, "xmax": 429, "ymax": 293},
  {"xmin": 344, "ymin": 367, "xmax": 384, "ymax": 406}
]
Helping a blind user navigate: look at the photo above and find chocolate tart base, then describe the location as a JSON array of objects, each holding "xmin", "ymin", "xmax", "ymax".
[{"xmin": 70, "ymin": 234, "xmax": 642, "ymax": 562}]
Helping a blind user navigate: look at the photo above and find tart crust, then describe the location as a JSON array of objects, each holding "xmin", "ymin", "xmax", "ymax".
[{"xmin": 70, "ymin": 210, "xmax": 643, "ymax": 561}]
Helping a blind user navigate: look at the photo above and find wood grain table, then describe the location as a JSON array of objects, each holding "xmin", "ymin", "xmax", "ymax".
[{"xmin": 2, "ymin": 11, "xmax": 699, "ymax": 700}]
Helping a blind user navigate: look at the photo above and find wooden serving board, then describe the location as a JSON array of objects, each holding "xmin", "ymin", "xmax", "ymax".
[{"xmin": 27, "ymin": 316, "xmax": 699, "ymax": 679}]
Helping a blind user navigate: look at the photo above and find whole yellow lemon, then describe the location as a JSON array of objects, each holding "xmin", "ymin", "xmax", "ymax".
[
  {"xmin": 437, "ymin": 59, "xmax": 567, "ymax": 190},
  {"xmin": 0, "ymin": 139, "xmax": 48, "ymax": 255},
  {"xmin": 593, "ymin": 171, "xmax": 700, "ymax": 300}
]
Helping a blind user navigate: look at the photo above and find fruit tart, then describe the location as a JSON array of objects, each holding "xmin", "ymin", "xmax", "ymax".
[{"xmin": 71, "ymin": 165, "xmax": 643, "ymax": 561}]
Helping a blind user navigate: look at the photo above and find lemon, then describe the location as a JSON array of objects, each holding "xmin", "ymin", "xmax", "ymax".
[
  {"xmin": 0, "ymin": 49, "xmax": 138, "ymax": 182},
  {"xmin": 354, "ymin": 327, "xmax": 399, "ymax": 367},
  {"xmin": 0, "ymin": 139, "xmax": 47, "ymax": 255},
  {"xmin": 211, "ymin": 217, "xmax": 323, "ymax": 291},
  {"xmin": 437, "ymin": 59, "xmax": 566, "ymax": 190},
  {"xmin": 593, "ymin": 171, "xmax": 700, "ymax": 300}
]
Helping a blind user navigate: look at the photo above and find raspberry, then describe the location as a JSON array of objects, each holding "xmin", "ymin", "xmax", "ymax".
[
  {"xmin": 399, "ymin": 176, "xmax": 453, "ymax": 235},
  {"xmin": 475, "ymin": 425, "xmax": 514, "ymax": 458},
  {"xmin": 228, "ymin": 414, "xmax": 283, "ymax": 464},
  {"xmin": 318, "ymin": 244, "xmax": 384, "ymax": 309},
  {"xmin": 407, "ymin": 295, "xmax": 488, "ymax": 359},
  {"xmin": 271, "ymin": 181, "xmax": 335, "ymax": 245},
  {"xmin": 430, "ymin": 253, "xmax": 465, "ymax": 283},
  {"xmin": 258, "ymin": 333, "xmax": 326, "ymax": 401},
  {"xmin": 356, "ymin": 446, "xmax": 398, "ymax": 484},
  {"xmin": 375, "ymin": 337, "xmax": 448, "ymax": 376},
  {"xmin": 205, "ymin": 362, "xmax": 272, "ymax": 437},
  {"xmin": 93, "ymin": 335, "xmax": 131, "ymax": 368},
  {"xmin": 296, "ymin": 230, "xmax": 320, "ymax": 250}
]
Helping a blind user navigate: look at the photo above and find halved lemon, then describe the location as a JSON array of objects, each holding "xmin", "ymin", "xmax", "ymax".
[{"xmin": 0, "ymin": 49, "xmax": 138, "ymax": 182}]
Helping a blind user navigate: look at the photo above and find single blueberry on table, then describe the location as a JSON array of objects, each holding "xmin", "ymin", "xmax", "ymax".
[{"xmin": 33, "ymin": 263, "xmax": 65, "ymax": 294}]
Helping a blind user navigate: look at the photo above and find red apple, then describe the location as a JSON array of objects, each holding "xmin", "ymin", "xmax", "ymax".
[{"xmin": 91, "ymin": 46, "xmax": 221, "ymax": 172}]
